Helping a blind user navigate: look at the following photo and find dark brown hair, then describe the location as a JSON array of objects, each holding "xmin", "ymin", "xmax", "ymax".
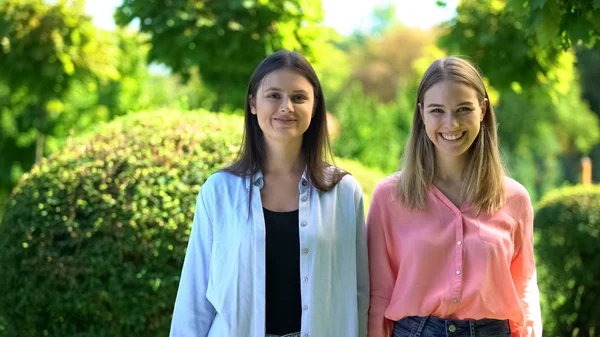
[{"xmin": 223, "ymin": 49, "xmax": 346, "ymax": 191}]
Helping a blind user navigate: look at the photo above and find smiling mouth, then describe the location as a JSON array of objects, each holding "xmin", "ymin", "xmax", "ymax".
[
  {"xmin": 440, "ymin": 131, "xmax": 465, "ymax": 141},
  {"xmin": 274, "ymin": 117, "xmax": 297, "ymax": 122}
]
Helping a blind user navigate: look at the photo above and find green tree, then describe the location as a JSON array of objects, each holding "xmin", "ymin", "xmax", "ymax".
[
  {"xmin": 439, "ymin": 0, "xmax": 600, "ymax": 88},
  {"xmin": 115, "ymin": 0, "xmax": 326, "ymax": 110},
  {"xmin": 0, "ymin": 0, "xmax": 118, "ymax": 164},
  {"xmin": 506, "ymin": 0, "xmax": 600, "ymax": 49}
]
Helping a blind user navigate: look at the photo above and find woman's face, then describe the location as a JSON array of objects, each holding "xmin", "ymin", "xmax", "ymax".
[
  {"xmin": 420, "ymin": 80, "xmax": 486, "ymax": 163},
  {"xmin": 250, "ymin": 69, "xmax": 315, "ymax": 146}
]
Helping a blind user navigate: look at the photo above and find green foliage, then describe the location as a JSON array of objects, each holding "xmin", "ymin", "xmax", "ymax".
[
  {"xmin": 0, "ymin": 0, "xmax": 117, "ymax": 99},
  {"xmin": 345, "ymin": 24, "xmax": 439, "ymax": 103},
  {"xmin": 506, "ymin": 0, "xmax": 600, "ymax": 49},
  {"xmin": 332, "ymin": 83, "xmax": 410, "ymax": 174},
  {"xmin": 0, "ymin": 109, "xmax": 243, "ymax": 337},
  {"xmin": 534, "ymin": 184, "xmax": 600, "ymax": 337},
  {"xmin": 0, "ymin": 109, "xmax": 382, "ymax": 336},
  {"xmin": 335, "ymin": 157, "xmax": 385, "ymax": 212},
  {"xmin": 115, "ymin": 0, "xmax": 327, "ymax": 110},
  {"xmin": 440, "ymin": 0, "xmax": 560, "ymax": 89},
  {"xmin": 0, "ymin": 0, "xmax": 124, "ymax": 201},
  {"xmin": 576, "ymin": 46, "xmax": 600, "ymax": 116},
  {"xmin": 440, "ymin": 0, "xmax": 600, "ymax": 89}
]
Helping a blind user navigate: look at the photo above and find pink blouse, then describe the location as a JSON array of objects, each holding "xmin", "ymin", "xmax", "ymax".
[{"xmin": 367, "ymin": 175, "xmax": 542, "ymax": 337}]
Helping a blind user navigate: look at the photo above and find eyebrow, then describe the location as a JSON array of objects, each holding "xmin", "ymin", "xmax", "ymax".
[
  {"xmin": 426, "ymin": 101, "xmax": 475, "ymax": 108},
  {"xmin": 264, "ymin": 87, "xmax": 310, "ymax": 95}
]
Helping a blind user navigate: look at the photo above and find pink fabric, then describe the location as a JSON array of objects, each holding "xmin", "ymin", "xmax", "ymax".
[{"xmin": 367, "ymin": 174, "xmax": 542, "ymax": 337}]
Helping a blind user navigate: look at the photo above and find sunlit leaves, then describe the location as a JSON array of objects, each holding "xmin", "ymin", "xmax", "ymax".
[{"xmin": 115, "ymin": 0, "xmax": 327, "ymax": 110}]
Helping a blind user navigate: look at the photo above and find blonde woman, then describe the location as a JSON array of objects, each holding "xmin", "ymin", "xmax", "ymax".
[{"xmin": 367, "ymin": 57, "xmax": 542, "ymax": 337}]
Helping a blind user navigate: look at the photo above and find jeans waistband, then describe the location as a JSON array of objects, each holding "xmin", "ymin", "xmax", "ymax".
[{"xmin": 394, "ymin": 315, "xmax": 510, "ymax": 337}]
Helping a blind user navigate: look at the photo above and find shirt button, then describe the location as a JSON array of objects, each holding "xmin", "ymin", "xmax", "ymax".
[
  {"xmin": 453, "ymin": 298, "xmax": 459, "ymax": 304},
  {"xmin": 301, "ymin": 195, "xmax": 308, "ymax": 202},
  {"xmin": 456, "ymin": 270, "xmax": 461, "ymax": 275},
  {"xmin": 303, "ymin": 276, "xmax": 309, "ymax": 283},
  {"xmin": 301, "ymin": 180, "xmax": 308, "ymax": 186},
  {"xmin": 457, "ymin": 240, "xmax": 462, "ymax": 246},
  {"xmin": 303, "ymin": 305, "xmax": 308, "ymax": 311},
  {"xmin": 449, "ymin": 324, "xmax": 457, "ymax": 332},
  {"xmin": 303, "ymin": 248, "xmax": 309, "ymax": 254},
  {"xmin": 301, "ymin": 221, "xmax": 307, "ymax": 227}
]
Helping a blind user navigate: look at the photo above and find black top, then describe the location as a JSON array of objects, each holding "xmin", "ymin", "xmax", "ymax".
[{"xmin": 263, "ymin": 207, "xmax": 301, "ymax": 335}]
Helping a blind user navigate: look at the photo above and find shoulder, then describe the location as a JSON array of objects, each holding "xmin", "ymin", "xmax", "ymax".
[
  {"xmin": 372, "ymin": 173, "xmax": 400, "ymax": 201},
  {"xmin": 503, "ymin": 176, "xmax": 532, "ymax": 206},
  {"xmin": 199, "ymin": 171, "xmax": 245, "ymax": 198},
  {"xmin": 337, "ymin": 172, "xmax": 362, "ymax": 192},
  {"xmin": 502, "ymin": 176, "xmax": 533, "ymax": 221}
]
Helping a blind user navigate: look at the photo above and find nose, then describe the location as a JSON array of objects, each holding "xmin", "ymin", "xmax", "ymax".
[
  {"xmin": 280, "ymin": 95, "xmax": 293, "ymax": 112},
  {"xmin": 444, "ymin": 111, "xmax": 460, "ymax": 128}
]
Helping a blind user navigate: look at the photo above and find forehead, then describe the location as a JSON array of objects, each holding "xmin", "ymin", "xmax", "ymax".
[
  {"xmin": 423, "ymin": 80, "xmax": 478, "ymax": 105},
  {"xmin": 260, "ymin": 69, "xmax": 313, "ymax": 92}
]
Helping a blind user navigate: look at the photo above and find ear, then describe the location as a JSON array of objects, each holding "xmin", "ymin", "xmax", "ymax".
[
  {"xmin": 418, "ymin": 102, "xmax": 424, "ymax": 119},
  {"xmin": 249, "ymin": 95, "xmax": 257, "ymax": 115},
  {"xmin": 480, "ymin": 98, "xmax": 488, "ymax": 122}
]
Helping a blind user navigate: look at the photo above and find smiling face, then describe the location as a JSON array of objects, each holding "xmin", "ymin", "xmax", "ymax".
[
  {"xmin": 250, "ymin": 69, "xmax": 315, "ymax": 146},
  {"xmin": 420, "ymin": 80, "xmax": 486, "ymax": 163}
]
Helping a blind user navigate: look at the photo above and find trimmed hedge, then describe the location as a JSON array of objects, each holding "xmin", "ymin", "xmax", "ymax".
[
  {"xmin": 0, "ymin": 109, "xmax": 382, "ymax": 337},
  {"xmin": 534, "ymin": 184, "xmax": 600, "ymax": 337},
  {"xmin": 0, "ymin": 110, "xmax": 242, "ymax": 337}
]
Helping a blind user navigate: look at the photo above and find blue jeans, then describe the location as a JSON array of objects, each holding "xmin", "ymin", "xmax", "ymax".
[
  {"xmin": 393, "ymin": 316, "xmax": 511, "ymax": 337},
  {"xmin": 266, "ymin": 333, "xmax": 301, "ymax": 337}
]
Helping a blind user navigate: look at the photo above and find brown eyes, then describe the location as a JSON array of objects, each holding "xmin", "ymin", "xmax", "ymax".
[
  {"xmin": 429, "ymin": 107, "xmax": 472, "ymax": 114},
  {"xmin": 266, "ymin": 93, "xmax": 308, "ymax": 102}
]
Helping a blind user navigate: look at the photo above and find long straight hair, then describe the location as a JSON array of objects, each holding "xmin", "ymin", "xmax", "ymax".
[
  {"xmin": 223, "ymin": 50, "xmax": 346, "ymax": 192},
  {"xmin": 397, "ymin": 57, "xmax": 506, "ymax": 214}
]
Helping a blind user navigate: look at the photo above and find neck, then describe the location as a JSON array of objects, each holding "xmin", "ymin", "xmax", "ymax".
[
  {"xmin": 434, "ymin": 152, "xmax": 466, "ymax": 186},
  {"xmin": 263, "ymin": 138, "xmax": 305, "ymax": 176}
]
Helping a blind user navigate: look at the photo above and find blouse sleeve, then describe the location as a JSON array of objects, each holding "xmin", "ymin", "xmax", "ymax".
[
  {"xmin": 509, "ymin": 194, "xmax": 543, "ymax": 337},
  {"xmin": 170, "ymin": 188, "xmax": 216, "ymax": 337},
  {"xmin": 355, "ymin": 184, "xmax": 370, "ymax": 337},
  {"xmin": 367, "ymin": 184, "xmax": 396, "ymax": 337}
]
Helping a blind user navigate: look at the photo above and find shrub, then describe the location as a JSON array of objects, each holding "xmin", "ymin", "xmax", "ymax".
[
  {"xmin": 0, "ymin": 109, "xmax": 382, "ymax": 337},
  {"xmin": 0, "ymin": 109, "xmax": 242, "ymax": 337},
  {"xmin": 534, "ymin": 184, "xmax": 600, "ymax": 337}
]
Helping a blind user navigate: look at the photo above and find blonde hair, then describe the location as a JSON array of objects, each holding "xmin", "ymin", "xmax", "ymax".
[{"xmin": 397, "ymin": 56, "xmax": 506, "ymax": 214}]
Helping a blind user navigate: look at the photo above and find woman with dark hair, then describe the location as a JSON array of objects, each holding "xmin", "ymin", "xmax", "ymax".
[{"xmin": 170, "ymin": 50, "xmax": 369, "ymax": 337}]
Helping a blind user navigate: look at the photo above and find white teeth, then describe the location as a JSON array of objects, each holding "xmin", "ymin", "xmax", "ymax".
[{"xmin": 441, "ymin": 132, "xmax": 464, "ymax": 140}]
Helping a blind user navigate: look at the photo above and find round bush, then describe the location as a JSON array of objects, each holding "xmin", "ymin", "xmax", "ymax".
[
  {"xmin": 534, "ymin": 184, "xmax": 600, "ymax": 337},
  {"xmin": 0, "ymin": 109, "xmax": 242, "ymax": 337},
  {"xmin": 0, "ymin": 109, "xmax": 382, "ymax": 337}
]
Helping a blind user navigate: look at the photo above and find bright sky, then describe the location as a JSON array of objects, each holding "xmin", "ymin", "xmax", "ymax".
[{"xmin": 84, "ymin": 0, "xmax": 459, "ymax": 34}]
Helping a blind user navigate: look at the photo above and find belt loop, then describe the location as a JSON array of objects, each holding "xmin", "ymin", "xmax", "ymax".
[
  {"xmin": 413, "ymin": 316, "xmax": 429, "ymax": 337},
  {"xmin": 469, "ymin": 320, "xmax": 475, "ymax": 337}
]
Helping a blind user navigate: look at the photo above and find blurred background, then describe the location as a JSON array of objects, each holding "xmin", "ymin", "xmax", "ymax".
[{"xmin": 0, "ymin": 0, "xmax": 599, "ymax": 336}]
